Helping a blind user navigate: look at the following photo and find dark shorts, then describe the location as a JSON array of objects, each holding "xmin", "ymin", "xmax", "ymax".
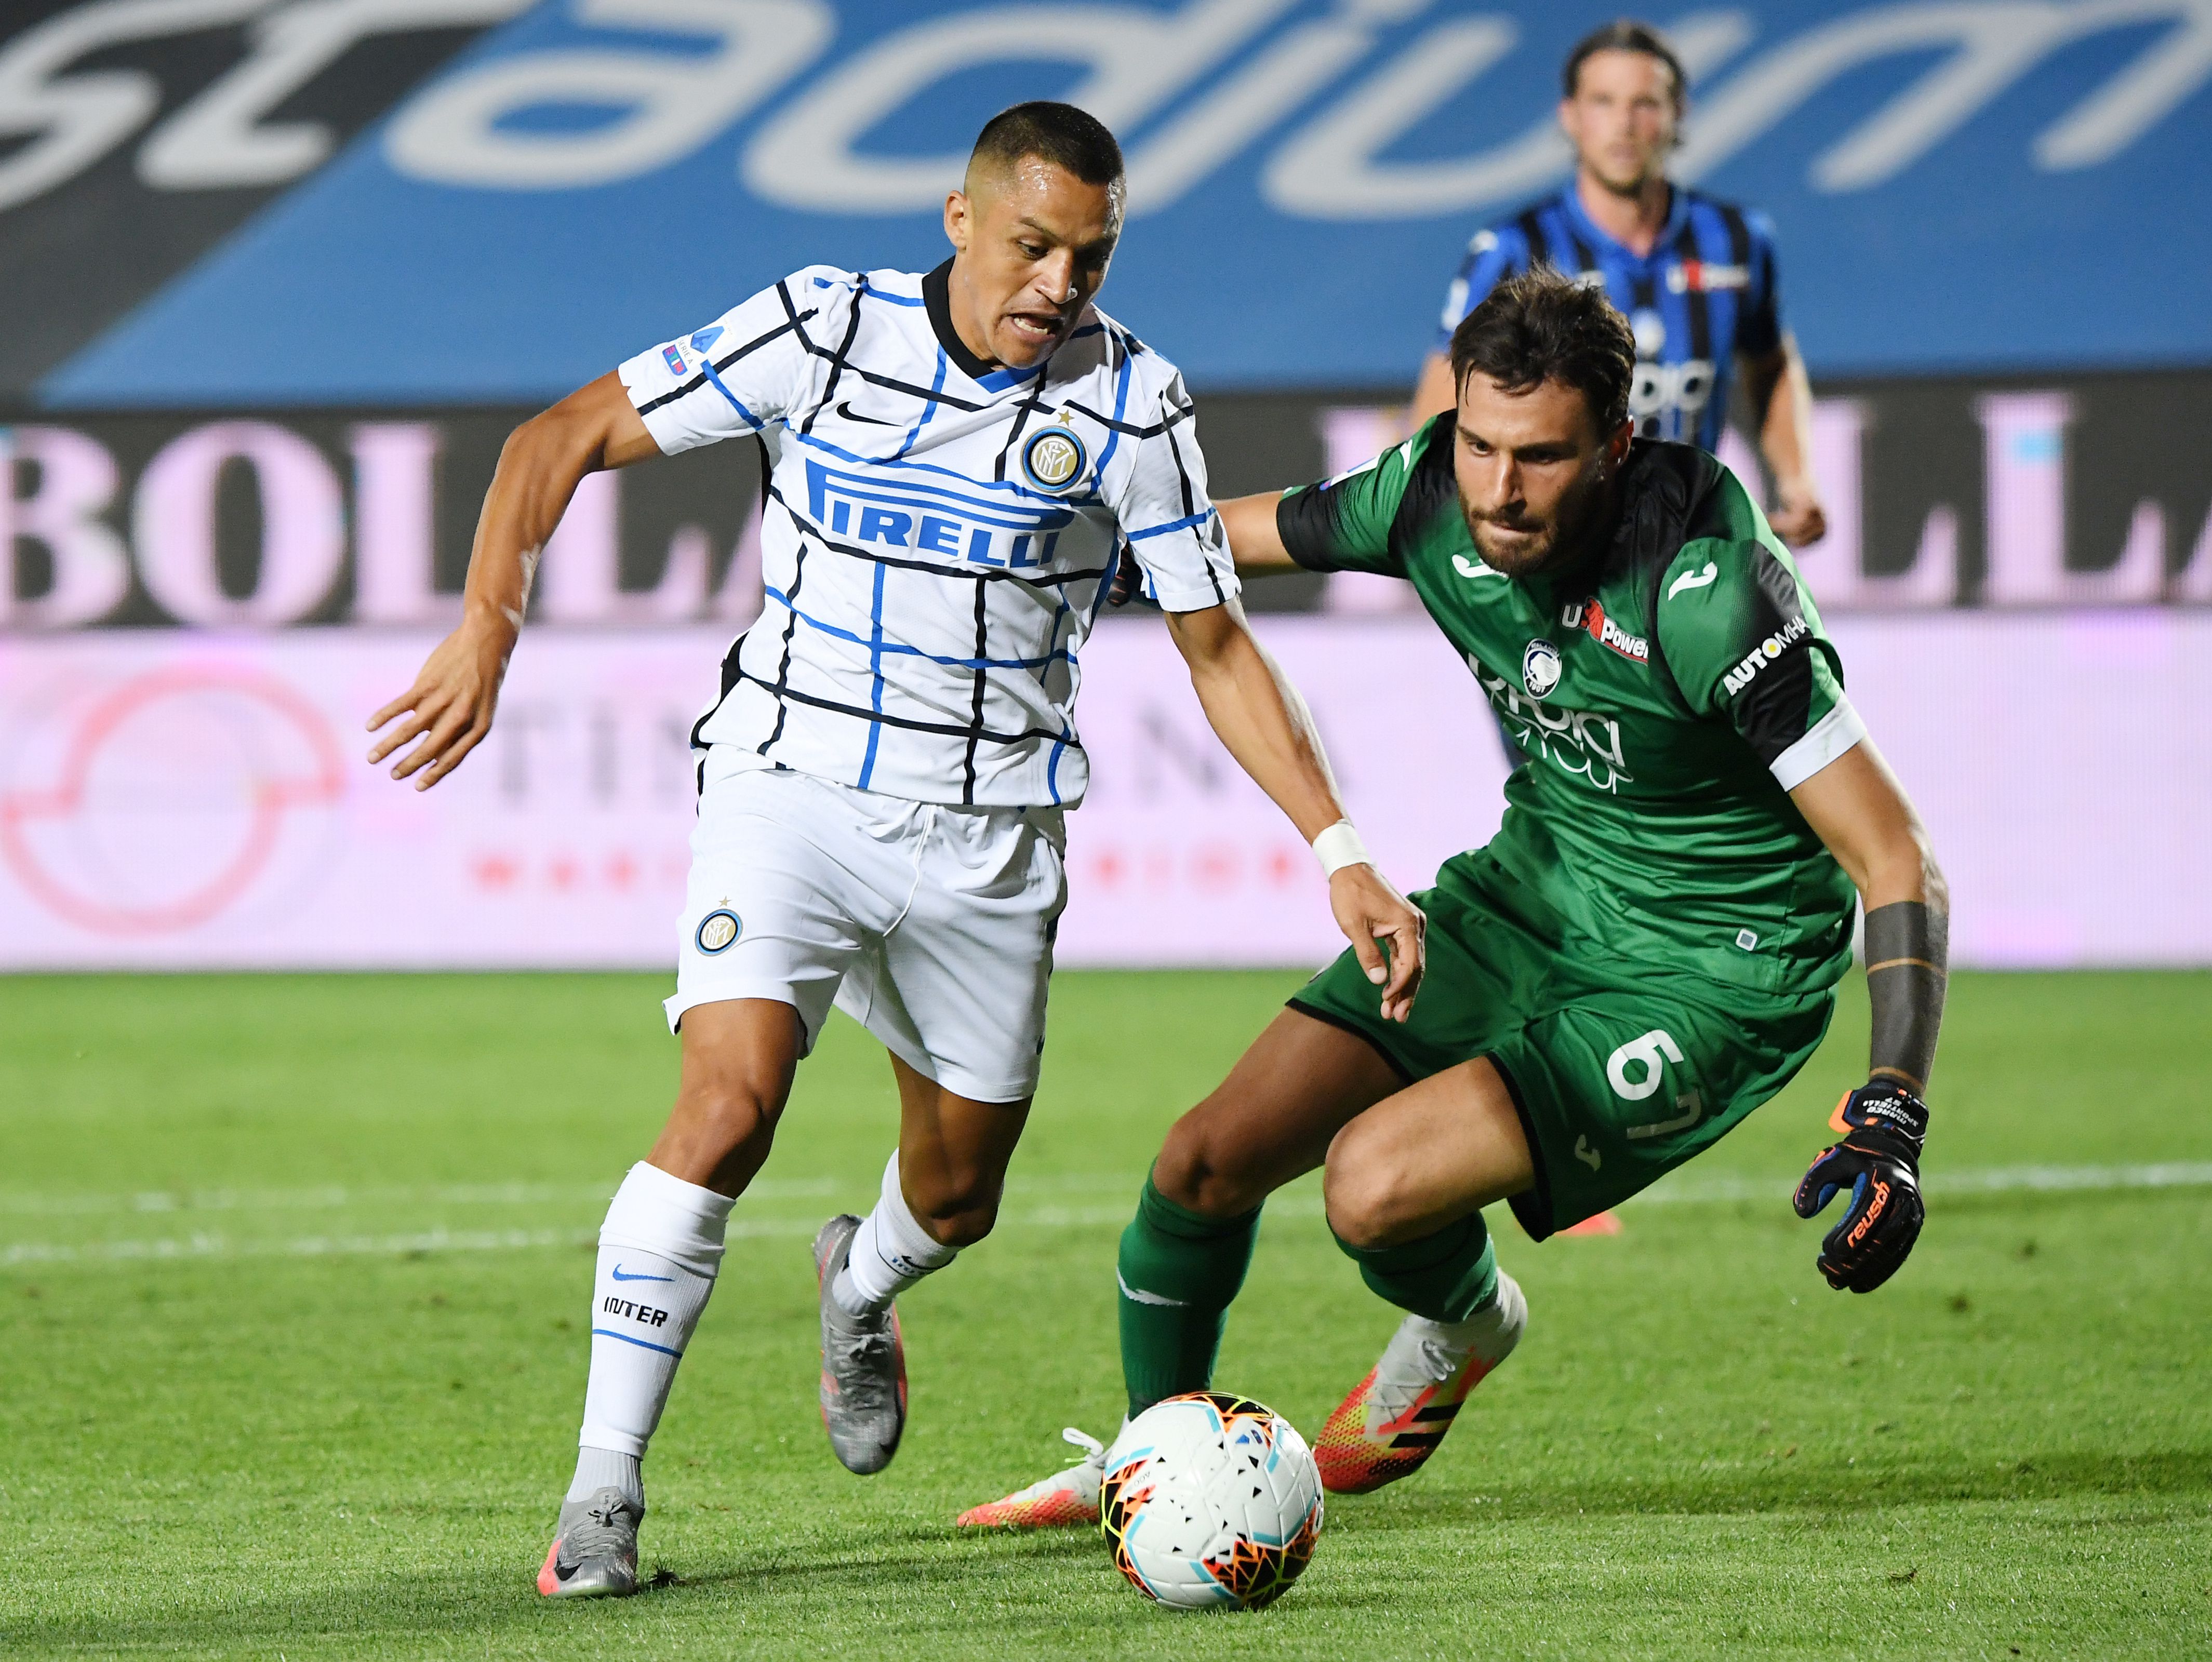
[{"xmin": 1290, "ymin": 849, "xmax": 1835, "ymax": 1240}]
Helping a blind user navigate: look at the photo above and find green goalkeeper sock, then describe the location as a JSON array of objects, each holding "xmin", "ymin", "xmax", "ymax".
[
  {"xmin": 1116, "ymin": 1174, "xmax": 1260, "ymax": 1418},
  {"xmin": 1333, "ymin": 1211, "xmax": 1499, "ymax": 1322}
]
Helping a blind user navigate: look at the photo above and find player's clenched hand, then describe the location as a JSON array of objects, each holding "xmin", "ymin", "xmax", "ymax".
[
  {"xmin": 1329, "ymin": 865, "xmax": 1424, "ymax": 1023},
  {"xmin": 1793, "ymin": 1082, "xmax": 1928, "ymax": 1292},
  {"xmin": 1767, "ymin": 480, "xmax": 1828, "ymax": 548},
  {"xmin": 366, "ymin": 614, "xmax": 516, "ymax": 790}
]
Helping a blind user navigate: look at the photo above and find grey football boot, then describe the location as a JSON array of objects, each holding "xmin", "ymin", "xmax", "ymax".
[
  {"xmin": 812, "ymin": 1213, "xmax": 909, "ymax": 1475},
  {"xmin": 537, "ymin": 1486, "xmax": 642, "ymax": 1598}
]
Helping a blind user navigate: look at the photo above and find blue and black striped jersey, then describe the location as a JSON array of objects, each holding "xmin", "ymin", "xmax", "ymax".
[
  {"xmin": 618, "ymin": 261, "xmax": 1235, "ymax": 810},
  {"xmin": 1435, "ymin": 185, "xmax": 1784, "ymax": 451}
]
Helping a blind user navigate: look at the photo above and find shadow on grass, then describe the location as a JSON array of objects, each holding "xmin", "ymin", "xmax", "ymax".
[
  {"xmin": 1, "ymin": 1527, "xmax": 1108, "ymax": 1655},
  {"xmin": 10, "ymin": 1452, "xmax": 2207, "ymax": 1653},
  {"xmin": 649, "ymin": 1519, "xmax": 1102, "ymax": 1590},
  {"xmin": 1335, "ymin": 1446, "xmax": 2212, "ymax": 1532}
]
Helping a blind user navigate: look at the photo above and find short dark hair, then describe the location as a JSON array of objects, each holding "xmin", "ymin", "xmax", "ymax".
[
  {"xmin": 1449, "ymin": 268, "xmax": 1636, "ymax": 436},
  {"xmin": 969, "ymin": 101, "xmax": 1125, "ymax": 192},
  {"xmin": 1562, "ymin": 19, "xmax": 1687, "ymax": 110}
]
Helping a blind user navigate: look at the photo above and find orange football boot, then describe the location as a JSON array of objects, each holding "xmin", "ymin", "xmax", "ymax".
[
  {"xmin": 1315, "ymin": 1270, "xmax": 1526, "ymax": 1494},
  {"xmin": 955, "ymin": 1429, "xmax": 1106, "ymax": 1527}
]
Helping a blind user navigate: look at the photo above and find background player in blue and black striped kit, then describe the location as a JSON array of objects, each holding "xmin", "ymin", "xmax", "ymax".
[{"xmin": 1410, "ymin": 19, "xmax": 1829, "ymax": 547}]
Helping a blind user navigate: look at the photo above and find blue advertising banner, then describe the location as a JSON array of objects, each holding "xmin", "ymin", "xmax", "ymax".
[{"xmin": 23, "ymin": 0, "xmax": 2212, "ymax": 406}]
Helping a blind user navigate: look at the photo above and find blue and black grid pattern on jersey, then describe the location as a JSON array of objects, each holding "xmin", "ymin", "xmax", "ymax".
[
  {"xmin": 1436, "ymin": 186, "xmax": 1783, "ymax": 452},
  {"xmin": 620, "ymin": 262, "xmax": 1236, "ymax": 811}
]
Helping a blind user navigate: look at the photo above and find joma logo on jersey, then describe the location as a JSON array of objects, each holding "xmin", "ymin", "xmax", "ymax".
[
  {"xmin": 1722, "ymin": 616, "xmax": 1810, "ymax": 695},
  {"xmin": 805, "ymin": 460, "xmax": 1072, "ymax": 570},
  {"xmin": 1561, "ymin": 598, "xmax": 1649, "ymax": 662},
  {"xmin": 1474, "ymin": 662, "xmax": 1635, "ymax": 793}
]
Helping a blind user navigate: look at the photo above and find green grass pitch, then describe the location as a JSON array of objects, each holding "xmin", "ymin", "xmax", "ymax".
[{"xmin": 3, "ymin": 969, "xmax": 2209, "ymax": 1658}]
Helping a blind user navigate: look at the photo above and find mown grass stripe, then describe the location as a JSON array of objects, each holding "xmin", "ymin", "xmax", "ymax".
[{"xmin": 5, "ymin": 1163, "xmax": 2207, "ymax": 1269}]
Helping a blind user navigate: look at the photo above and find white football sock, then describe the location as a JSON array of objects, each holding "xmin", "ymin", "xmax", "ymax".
[
  {"xmin": 567, "ymin": 1445, "xmax": 643, "ymax": 1508},
  {"xmin": 832, "ymin": 1150, "xmax": 957, "ymax": 1319},
  {"xmin": 572, "ymin": 1162, "xmax": 734, "ymax": 1492},
  {"xmin": 1405, "ymin": 1268, "xmax": 1525, "ymax": 1362}
]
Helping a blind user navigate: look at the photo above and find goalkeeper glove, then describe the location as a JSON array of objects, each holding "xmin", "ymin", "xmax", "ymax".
[{"xmin": 1793, "ymin": 1083, "xmax": 1928, "ymax": 1293}]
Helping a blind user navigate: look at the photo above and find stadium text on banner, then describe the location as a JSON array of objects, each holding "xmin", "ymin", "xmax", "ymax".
[{"xmin": 1, "ymin": 0, "xmax": 2208, "ymax": 401}]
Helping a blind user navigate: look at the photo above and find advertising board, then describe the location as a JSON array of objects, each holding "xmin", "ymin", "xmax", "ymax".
[
  {"xmin": 5, "ymin": 612, "xmax": 2205, "ymax": 972},
  {"xmin": 10, "ymin": 374, "xmax": 2212, "ymax": 637}
]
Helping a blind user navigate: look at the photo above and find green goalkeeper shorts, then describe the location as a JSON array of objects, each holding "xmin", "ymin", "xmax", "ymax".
[{"xmin": 1289, "ymin": 849, "xmax": 1836, "ymax": 1240}]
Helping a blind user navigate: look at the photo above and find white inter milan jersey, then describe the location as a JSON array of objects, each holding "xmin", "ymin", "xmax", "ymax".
[{"xmin": 618, "ymin": 261, "xmax": 1238, "ymax": 809}]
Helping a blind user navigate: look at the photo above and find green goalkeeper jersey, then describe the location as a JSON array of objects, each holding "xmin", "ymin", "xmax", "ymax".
[{"xmin": 1277, "ymin": 419, "xmax": 1862, "ymax": 997}]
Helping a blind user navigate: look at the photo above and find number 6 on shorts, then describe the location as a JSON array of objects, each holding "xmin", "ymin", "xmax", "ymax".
[{"xmin": 1605, "ymin": 1029, "xmax": 1683, "ymax": 1102}]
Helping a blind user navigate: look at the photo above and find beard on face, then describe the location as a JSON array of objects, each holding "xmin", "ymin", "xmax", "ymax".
[
  {"xmin": 1579, "ymin": 127, "xmax": 1673, "ymax": 199},
  {"xmin": 1591, "ymin": 158, "xmax": 1658, "ymax": 197},
  {"xmin": 1459, "ymin": 460, "xmax": 1613, "ymax": 579}
]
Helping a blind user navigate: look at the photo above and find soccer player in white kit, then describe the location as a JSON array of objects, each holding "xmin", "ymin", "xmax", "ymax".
[{"xmin": 366, "ymin": 102, "xmax": 1425, "ymax": 1597}]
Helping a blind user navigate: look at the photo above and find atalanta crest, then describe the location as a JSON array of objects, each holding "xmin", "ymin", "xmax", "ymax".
[
  {"xmin": 1021, "ymin": 420, "xmax": 1087, "ymax": 494},
  {"xmin": 1521, "ymin": 638, "xmax": 1563, "ymax": 700}
]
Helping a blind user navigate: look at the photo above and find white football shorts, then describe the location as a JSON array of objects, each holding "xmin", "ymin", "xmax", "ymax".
[{"xmin": 667, "ymin": 749, "xmax": 1068, "ymax": 1103}]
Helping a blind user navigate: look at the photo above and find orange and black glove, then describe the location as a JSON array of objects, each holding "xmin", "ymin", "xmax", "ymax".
[{"xmin": 1793, "ymin": 1083, "xmax": 1927, "ymax": 1293}]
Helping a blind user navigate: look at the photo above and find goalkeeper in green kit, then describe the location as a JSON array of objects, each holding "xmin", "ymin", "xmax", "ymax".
[{"xmin": 958, "ymin": 269, "xmax": 1949, "ymax": 1525}]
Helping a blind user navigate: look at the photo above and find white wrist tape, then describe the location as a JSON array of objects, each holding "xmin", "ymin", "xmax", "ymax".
[{"xmin": 1311, "ymin": 821, "xmax": 1372, "ymax": 878}]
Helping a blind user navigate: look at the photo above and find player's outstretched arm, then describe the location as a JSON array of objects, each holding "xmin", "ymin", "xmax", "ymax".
[
  {"xmin": 1741, "ymin": 336, "xmax": 1827, "ymax": 547},
  {"xmin": 1109, "ymin": 492, "xmax": 1292, "ymax": 605},
  {"xmin": 1113, "ymin": 493, "xmax": 1301, "ymax": 605},
  {"xmin": 1788, "ymin": 740, "xmax": 1950, "ymax": 1292},
  {"xmin": 1217, "ymin": 492, "xmax": 1300, "ymax": 578},
  {"xmin": 1162, "ymin": 600, "xmax": 1425, "ymax": 1022},
  {"xmin": 366, "ymin": 373, "xmax": 661, "ymax": 789}
]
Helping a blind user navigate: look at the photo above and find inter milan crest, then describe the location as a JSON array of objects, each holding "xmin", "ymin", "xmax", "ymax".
[
  {"xmin": 1521, "ymin": 638, "xmax": 1563, "ymax": 700},
  {"xmin": 1020, "ymin": 418, "xmax": 1087, "ymax": 494},
  {"xmin": 695, "ymin": 908, "xmax": 741, "ymax": 954}
]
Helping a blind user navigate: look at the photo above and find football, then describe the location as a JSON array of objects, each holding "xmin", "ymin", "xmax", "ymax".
[{"xmin": 1099, "ymin": 1392, "xmax": 1325, "ymax": 1610}]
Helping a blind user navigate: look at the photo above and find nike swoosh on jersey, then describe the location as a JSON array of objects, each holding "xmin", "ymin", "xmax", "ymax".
[
  {"xmin": 835, "ymin": 400, "xmax": 898, "ymax": 427},
  {"xmin": 1667, "ymin": 560, "xmax": 1720, "ymax": 598},
  {"xmin": 609, "ymin": 1264, "xmax": 673, "ymax": 1283},
  {"xmin": 1452, "ymin": 554, "xmax": 1508, "ymax": 581}
]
